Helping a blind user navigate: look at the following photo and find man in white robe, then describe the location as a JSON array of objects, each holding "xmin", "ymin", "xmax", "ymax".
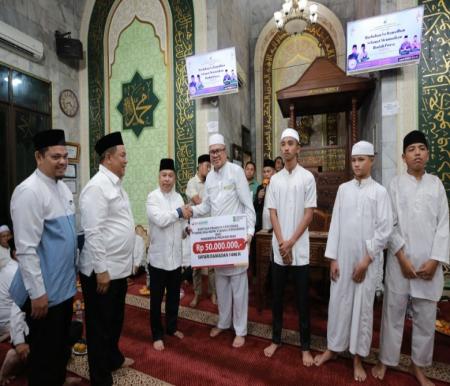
[
  {"xmin": 372, "ymin": 130, "xmax": 449, "ymax": 386},
  {"xmin": 189, "ymin": 133, "xmax": 256, "ymax": 348},
  {"xmin": 0, "ymin": 257, "xmax": 29, "ymax": 385},
  {"xmin": 314, "ymin": 141, "xmax": 393, "ymax": 382}
]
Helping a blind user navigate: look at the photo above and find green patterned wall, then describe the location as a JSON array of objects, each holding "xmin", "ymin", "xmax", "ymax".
[
  {"xmin": 88, "ymin": 0, "xmax": 196, "ymax": 224},
  {"xmin": 418, "ymin": 0, "xmax": 449, "ymax": 204},
  {"xmin": 110, "ymin": 20, "xmax": 168, "ymax": 225}
]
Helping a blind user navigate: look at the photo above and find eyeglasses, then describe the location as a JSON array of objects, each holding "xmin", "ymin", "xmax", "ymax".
[{"xmin": 209, "ymin": 147, "xmax": 226, "ymax": 156}]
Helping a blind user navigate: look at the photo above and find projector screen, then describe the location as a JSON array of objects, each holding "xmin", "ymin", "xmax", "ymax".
[
  {"xmin": 346, "ymin": 6, "xmax": 424, "ymax": 75},
  {"xmin": 185, "ymin": 47, "xmax": 238, "ymax": 99}
]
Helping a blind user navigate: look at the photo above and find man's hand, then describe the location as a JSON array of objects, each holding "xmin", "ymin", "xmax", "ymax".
[
  {"xmin": 330, "ymin": 260, "xmax": 340, "ymax": 282},
  {"xmin": 279, "ymin": 239, "xmax": 294, "ymax": 258},
  {"xmin": 191, "ymin": 195, "xmax": 202, "ymax": 205},
  {"xmin": 416, "ymin": 259, "xmax": 439, "ymax": 281},
  {"xmin": 15, "ymin": 343, "xmax": 30, "ymax": 361},
  {"xmin": 31, "ymin": 294, "xmax": 48, "ymax": 319},
  {"xmin": 96, "ymin": 271, "xmax": 111, "ymax": 294},
  {"xmin": 397, "ymin": 255, "xmax": 417, "ymax": 279},
  {"xmin": 181, "ymin": 205, "xmax": 193, "ymax": 219},
  {"xmin": 352, "ymin": 255, "xmax": 372, "ymax": 283}
]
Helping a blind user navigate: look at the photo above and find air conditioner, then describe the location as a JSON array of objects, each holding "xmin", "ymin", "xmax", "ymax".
[{"xmin": 0, "ymin": 20, "xmax": 44, "ymax": 61}]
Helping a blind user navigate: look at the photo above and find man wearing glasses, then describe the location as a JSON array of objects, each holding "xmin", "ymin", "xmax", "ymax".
[{"xmin": 188, "ymin": 133, "xmax": 255, "ymax": 348}]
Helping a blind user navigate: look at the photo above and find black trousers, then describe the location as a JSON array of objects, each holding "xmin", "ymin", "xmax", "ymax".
[
  {"xmin": 80, "ymin": 273, "xmax": 127, "ymax": 386},
  {"xmin": 23, "ymin": 297, "xmax": 73, "ymax": 386},
  {"xmin": 271, "ymin": 262, "xmax": 311, "ymax": 350},
  {"xmin": 149, "ymin": 265, "xmax": 181, "ymax": 341}
]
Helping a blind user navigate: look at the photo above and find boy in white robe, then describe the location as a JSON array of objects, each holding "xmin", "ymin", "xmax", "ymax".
[
  {"xmin": 314, "ymin": 141, "xmax": 393, "ymax": 382},
  {"xmin": 372, "ymin": 130, "xmax": 449, "ymax": 386}
]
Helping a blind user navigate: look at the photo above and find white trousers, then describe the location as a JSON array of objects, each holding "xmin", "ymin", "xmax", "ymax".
[
  {"xmin": 379, "ymin": 290, "xmax": 436, "ymax": 367},
  {"xmin": 215, "ymin": 271, "xmax": 248, "ymax": 336}
]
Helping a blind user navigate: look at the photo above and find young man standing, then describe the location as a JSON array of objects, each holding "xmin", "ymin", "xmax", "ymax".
[
  {"xmin": 9, "ymin": 129, "xmax": 77, "ymax": 386},
  {"xmin": 263, "ymin": 128, "xmax": 316, "ymax": 366},
  {"xmin": 372, "ymin": 131, "xmax": 449, "ymax": 386},
  {"xmin": 79, "ymin": 132, "xmax": 135, "ymax": 386},
  {"xmin": 185, "ymin": 154, "xmax": 216, "ymax": 307},
  {"xmin": 314, "ymin": 141, "xmax": 393, "ymax": 382}
]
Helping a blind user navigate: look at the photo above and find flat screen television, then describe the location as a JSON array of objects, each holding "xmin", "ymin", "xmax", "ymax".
[
  {"xmin": 185, "ymin": 47, "xmax": 238, "ymax": 99},
  {"xmin": 346, "ymin": 6, "xmax": 424, "ymax": 75}
]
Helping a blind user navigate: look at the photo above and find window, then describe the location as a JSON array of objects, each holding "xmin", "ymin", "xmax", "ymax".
[{"xmin": 0, "ymin": 64, "xmax": 51, "ymax": 225}]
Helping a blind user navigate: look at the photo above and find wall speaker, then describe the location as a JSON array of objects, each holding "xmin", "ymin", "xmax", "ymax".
[{"xmin": 55, "ymin": 31, "xmax": 83, "ymax": 60}]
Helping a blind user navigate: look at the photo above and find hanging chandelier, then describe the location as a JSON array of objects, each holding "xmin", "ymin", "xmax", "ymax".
[{"xmin": 273, "ymin": 0, "xmax": 318, "ymax": 35}]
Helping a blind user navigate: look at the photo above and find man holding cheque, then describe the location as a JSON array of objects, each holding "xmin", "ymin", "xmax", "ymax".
[{"xmin": 188, "ymin": 133, "xmax": 256, "ymax": 348}]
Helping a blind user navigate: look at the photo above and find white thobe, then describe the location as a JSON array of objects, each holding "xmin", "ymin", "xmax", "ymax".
[
  {"xmin": 193, "ymin": 161, "xmax": 255, "ymax": 335},
  {"xmin": 0, "ymin": 260, "xmax": 28, "ymax": 344},
  {"xmin": 325, "ymin": 177, "xmax": 392, "ymax": 357},
  {"xmin": 0, "ymin": 246, "xmax": 10, "ymax": 269},
  {"xmin": 79, "ymin": 165, "xmax": 135, "ymax": 280},
  {"xmin": 379, "ymin": 173, "xmax": 449, "ymax": 367}
]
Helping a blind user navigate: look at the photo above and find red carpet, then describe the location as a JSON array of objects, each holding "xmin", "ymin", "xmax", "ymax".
[
  {"xmin": 128, "ymin": 272, "xmax": 450, "ymax": 365},
  {"xmin": 118, "ymin": 303, "xmax": 449, "ymax": 386}
]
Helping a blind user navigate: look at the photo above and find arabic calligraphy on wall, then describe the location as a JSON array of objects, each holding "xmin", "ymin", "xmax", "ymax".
[
  {"xmin": 88, "ymin": 0, "xmax": 196, "ymax": 187},
  {"xmin": 418, "ymin": 0, "xmax": 449, "ymax": 203},
  {"xmin": 117, "ymin": 72, "xmax": 159, "ymax": 137}
]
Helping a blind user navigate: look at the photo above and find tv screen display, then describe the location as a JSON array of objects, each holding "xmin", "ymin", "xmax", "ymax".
[
  {"xmin": 185, "ymin": 47, "xmax": 238, "ymax": 99},
  {"xmin": 346, "ymin": 6, "xmax": 424, "ymax": 75}
]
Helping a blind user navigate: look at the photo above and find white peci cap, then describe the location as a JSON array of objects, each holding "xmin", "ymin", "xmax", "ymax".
[
  {"xmin": 0, "ymin": 225, "xmax": 10, "ymax": 234},
  {"xmin": 208, "ymin": 133, "xmax": 225, "ymax": 147},
  {"xmin": 351, "ymin": 140, "xmax": 375, "ymax": 156},
  {"xmin": 280, "ymin": 128, "xmax": 299, "ymax": 143}
]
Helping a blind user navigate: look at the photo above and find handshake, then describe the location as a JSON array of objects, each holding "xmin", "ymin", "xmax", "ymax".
[{"xmin": 179, "ymin": 204, "xmax": 193, "ymax": 220}]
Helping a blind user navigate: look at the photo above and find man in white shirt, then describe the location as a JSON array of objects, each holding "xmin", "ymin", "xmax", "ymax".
[
  {"xmin": 313, "ymin": 141, "xmax": 393, "ymax": 382},
  {"xmin": 0, "ymin": 257, "xmax": 29, "ymax": 385},
  {"xmin": 185, "ymin": 154, "xmax": 216, "ymax": 307},
  {"xmin": 372, "ymin": 131, "xmax": 449, "ymax": 386},
  {"xmin": 0, "ymin": 225, "xmax": 12, "ymax": 264},
  {"xmin": 9, "ymin": 129, "xmax": 77, "ymax": 386},
  {"xmin": 79, "ymin": 132, "xmax": 135, "ymax": 386},
  {"xmin": 263, "ymin": 128, "xmax": 316, "ymax": 366},
  {"xmin": 189, "ymin": 133, "xmax": 256, "ymax": 348},
  {"xmin": 147, "ymin": 158, "xmax": 188, "ymax": 351}
]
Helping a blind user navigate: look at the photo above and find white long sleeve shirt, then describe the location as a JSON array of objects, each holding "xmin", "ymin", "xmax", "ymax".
[
  {"xmin": 325, "ymin": 177, "xmax": 393, "ymax": 263},
  {"xmin": 79, "ymin": 165, "xmax": 135, "ymax": 280},
  {"xmin": 192, "ymin": 161, "xmax": 256, "ymax": 275},
  {"xmin": 9, "ymin": 169, "xmax": 77, "ymax": 307},
  {"xmin": 0, "ymin": 260, "xmax": 28, "ymax": 345},
  {"xmin": 265, "ymin": 164, "xmax": 317, "ymax": 266},
  {"xmin": 146, "ymin": 188, "xmax": 186, "ymax": 271},
  {"xmin": 386, "ymin": 173, "xmax": 449, "ymax": 301}
]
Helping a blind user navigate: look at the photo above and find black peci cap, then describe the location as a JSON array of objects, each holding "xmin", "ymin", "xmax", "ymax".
[
  {"xmin": 95, "ymin": 132, "xmax": 124, "ymax": 156},
  {"xmin": 33, "ymin": 129, "xmax": 65, "ymax": 150}
]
